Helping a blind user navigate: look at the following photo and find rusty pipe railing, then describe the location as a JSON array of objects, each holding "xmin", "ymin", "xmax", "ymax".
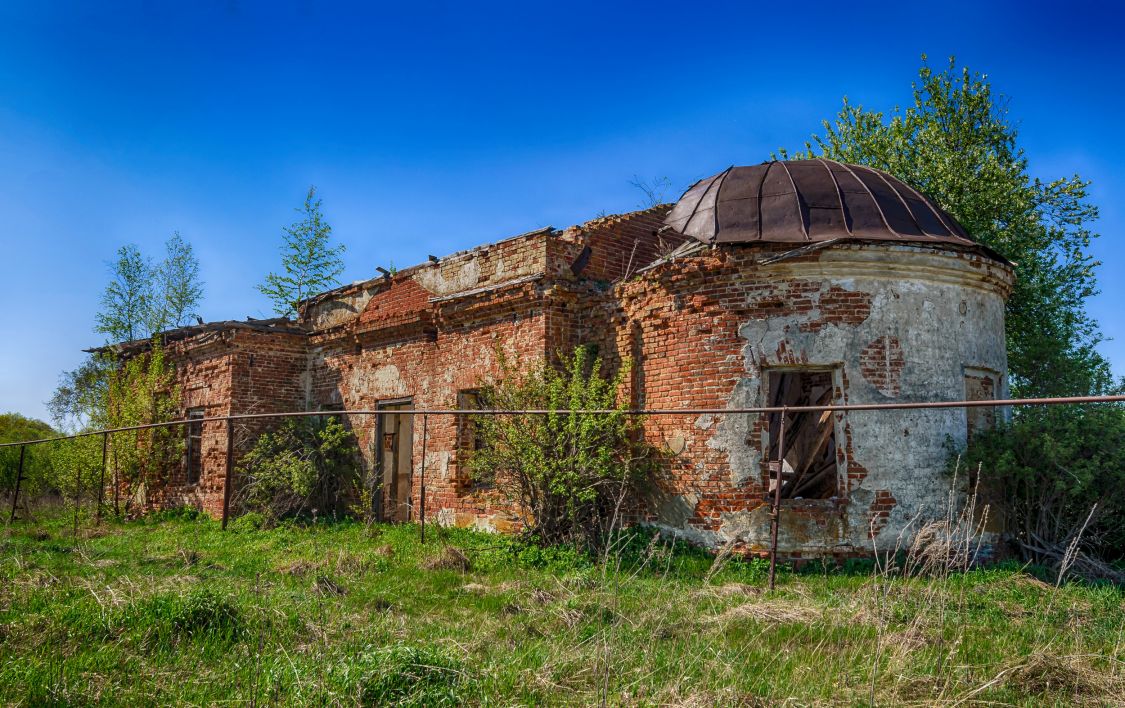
[
  {"xmin": 4, "ymin": 393, "xmax": 1123, "ymax": 553},
  {"xmin": 2, "ymin": 394, "xmax": 1123, "ymax": 450}
]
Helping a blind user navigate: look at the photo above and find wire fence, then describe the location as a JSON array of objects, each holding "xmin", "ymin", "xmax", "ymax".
[{"xmin": 3, "ymin": 393, "xmax": 1124, "ymax": 588}]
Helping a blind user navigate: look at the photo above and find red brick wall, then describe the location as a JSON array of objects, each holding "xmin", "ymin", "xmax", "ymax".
[
  {"xmin": 310, "ymin": 282, "xmax": 550, "ymax": 530},
  {"xmin": 557, "ymin": 205, "xmax": 682, "ymax": 282},
  {"xmin": 109, "ymin": 207, "xmax": 1012, "ymax": 558},
  {"xmin": 134, "ymin": 329, "xmax": 308, "ymax": 518}
]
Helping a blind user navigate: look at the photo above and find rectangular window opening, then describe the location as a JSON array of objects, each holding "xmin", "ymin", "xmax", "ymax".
[
  {"xmin": 186, "ymin": 407, "xmax": 205, "ymax": 485},
  {"xmin": 457, "ymin": 390, "xmax": 489, "ymax": 490},
  {"xmin": 964, "ymin": 369, "xmax": 998, "ymax": 440},
  {"xmin": 765, "ymin": 370, "xmax": 839, "ymax": 500}
]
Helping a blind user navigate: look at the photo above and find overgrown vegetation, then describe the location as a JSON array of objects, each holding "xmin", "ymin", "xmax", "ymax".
[
  {"xmin": 1, "ymin": 513, "xmax": 1122, "ymax": 705},
  {"xmin": 961, "ymin": 404, "xmax": 1125, "ymax": 567},
  {"xmin": 6, "ymin": 346, "xmax": 183, "ymax": 522},
  {"xmin": 50, "ymin": 233, "xmax": 203, "ymax": 433},
  {"xmin": 234, "ymin": 416, "xmax": 362, "ymax": 524},
  {"xmin": 786, "ymin": 55, "xmax": 1125, "ymax": 563},
  {"xmin": 468, "ymin": 346, "xmax": 652, "ymax": 550}
]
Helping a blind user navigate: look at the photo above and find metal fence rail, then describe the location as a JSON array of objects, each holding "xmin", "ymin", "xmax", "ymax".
[{"xmin": 3, "ymin": 393, "xmax": 1124, "ymax": 589}]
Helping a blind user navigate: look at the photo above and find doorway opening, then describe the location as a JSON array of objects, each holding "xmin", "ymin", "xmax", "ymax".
[{"xmin": 376, "ymin": 399, "xmax": 414, "ymax": 522}]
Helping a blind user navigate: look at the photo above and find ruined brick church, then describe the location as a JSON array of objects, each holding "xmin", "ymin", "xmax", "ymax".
[{"xmin": 104, "ymin": 160, "xmax": 1013, "ymax": 556}]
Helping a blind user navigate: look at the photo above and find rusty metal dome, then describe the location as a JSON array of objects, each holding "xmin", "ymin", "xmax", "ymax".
[{"xmin": 664, "ymin": 159, "xmax": 977, "ymax": 248}]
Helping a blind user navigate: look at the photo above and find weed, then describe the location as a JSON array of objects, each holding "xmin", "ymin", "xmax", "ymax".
[{"xmin": 351, "ymin": 644, "xmax": 470, "ymax": 706}]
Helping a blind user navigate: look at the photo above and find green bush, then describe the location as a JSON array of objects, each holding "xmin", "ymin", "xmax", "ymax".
[
  {"xmin": 468, "ymin": 345, "xmax": 654, "ymax": 551},
  {"xmin": 228, "ymin": 511, "xmax": 265, "ymax": 532},
  {"xmin": 234, "ymin": 417, "xmax": 361, "ymax": 524},
  {"xmin": 962, "ymin": 403, "xmax": 1125, "ymax": 561}
]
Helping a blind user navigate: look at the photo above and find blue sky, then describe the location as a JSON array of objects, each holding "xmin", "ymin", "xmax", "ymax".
[{"xmin": 1, "ymin": 1, "xmax": 1122, "ymax": 422}]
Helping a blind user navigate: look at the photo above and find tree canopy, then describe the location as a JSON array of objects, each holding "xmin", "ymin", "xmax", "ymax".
[
  {"xmin": 258, "ymin": 186, "xmax": 346, "ymax": 318},
  {"xmin": 781, "ymin": 56, "xmax": 1114, "ymax": 397},
  {"xmin": 52, "ymin": 232, "xmax": 203, "ymax": 431},
  {"xmin": 95, "ymin": 233, "xmax": 205, "ymax": 344}
]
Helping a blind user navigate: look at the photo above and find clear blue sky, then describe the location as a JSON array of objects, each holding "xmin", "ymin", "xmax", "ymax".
[{"xmin": 1, "ymin": 1, "xmax": 1122, "ymax": 422}]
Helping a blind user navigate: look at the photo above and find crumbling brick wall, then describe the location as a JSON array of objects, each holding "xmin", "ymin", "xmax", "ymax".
[
  {"xmin": 118, "ymin": 205, "xmax": 1012, "ymax": 559},
  {"xmin": 589, "ymin": 243, "xmax": 1012, "ymax": 556}
]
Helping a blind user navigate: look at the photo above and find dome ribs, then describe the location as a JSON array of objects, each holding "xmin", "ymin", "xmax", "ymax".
[
  {"xmin": 662, "ymin": 159, "xmax": 984, "ymax": 251},
  {"xmin": 759, "ymin": 161, "xmax": 806, "ymax": 243},
  {"xmin": 711, "ymin": 166, "xmax": 734, "ymax": 242},
  {"xmin": 777, "ymin": 160, "xmax": 811, "ymax": 241},
  {"xmin": 755, "ymin": 162, "xmax": 766, "ymax": 242},
  {"xmin": 871, "ymin": 168, "xmax": 928, "ymax": 239},
  {"xmin": 816, "ymin": 158, "xmax": 853, "ymax": 237},
  {"xmin": 895, "ymin": 178, "xmax": 966, "ymax": 239},
  {"xmin": 835, "ymin": 162, "xmax": 899, "ymax": 238},
  {"xmin": 683, "ymin": 167, "xmax": 730, "ymax": 243}
]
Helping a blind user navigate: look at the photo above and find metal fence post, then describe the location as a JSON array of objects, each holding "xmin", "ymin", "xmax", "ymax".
[
  {"xmin": 768, "ymin": 407, "xmax": 787, "ymax": 591},
  {"xmin": 95, "ymin": 433, "xmax": 107, "ymax": 524},
  {"xmin": 72, "ymin": 454, "xmax": 82, "ymax": 541},
  {"xmin": 221, "ymin": 418, "xmax": 235, "ymax": 530},
  {"xmin": 419, "ymin": 413, "xmax": 428, "ymax": 545},
  {"xmin": 8, "ymin": 446, "xmax": 25, "ymax": 523}
]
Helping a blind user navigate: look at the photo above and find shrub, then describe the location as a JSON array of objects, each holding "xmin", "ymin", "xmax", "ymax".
[
  {"xmin": 962, "ymin": 403, "xmax": 1125, "ymax": 562},
  {"xmin": 467, "ymin": 346, "xmax": 653, "ymax": 551},
  {"xmin": 234, "ymin": 417, "xmax": 361, "ymax": 524},
  {"xmin": 228, "ymin": 511, "xmax": 265, "ymax": 532}
]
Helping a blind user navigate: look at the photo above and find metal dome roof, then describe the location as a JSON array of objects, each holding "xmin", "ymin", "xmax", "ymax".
[{"xmin": 664, "ymin": 159, "xmax": 977, "ymax": 248}]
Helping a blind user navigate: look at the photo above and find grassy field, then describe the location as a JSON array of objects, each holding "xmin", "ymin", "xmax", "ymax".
[{"xmin": 1, "ymin": 511, "xmax": 1123, "ymax": 706}]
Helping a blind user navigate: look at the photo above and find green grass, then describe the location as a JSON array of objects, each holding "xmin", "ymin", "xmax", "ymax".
[{"xmin": 1, "ymin": 512, "xmax": 1123, "ymax": 706}]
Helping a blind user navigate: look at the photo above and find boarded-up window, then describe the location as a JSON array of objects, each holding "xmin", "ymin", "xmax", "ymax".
[
  {"xmin": 964, "ymin": 369, "xmax": 998, "ymax": 439},
  {"xmin": 185, "ymin": 407, "xmax": 205, "ymax": 485},
  {"xmin": 764, "ymin": 370, "xmax": 839, "ymax": 500}
]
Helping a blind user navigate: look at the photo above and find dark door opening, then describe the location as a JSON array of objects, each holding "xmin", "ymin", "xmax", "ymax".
[
  {"xmin": 376, "ymin": 399, "xmax": 414, "ymax": 522},
  {"xmin": 765, "ymin": 370, "xmax": 840, "ymax": 500}
]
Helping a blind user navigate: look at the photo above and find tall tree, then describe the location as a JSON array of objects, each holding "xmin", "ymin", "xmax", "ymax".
[
  {"xmin": 95, "ymin": 245, "xmax": 153, "ymax": 344},
  {"xmin": 258, "ymin": 186, "xmax": 346, "ymax": 317},
  {"xmin": 781, "ymin": 56, "xmax": 1113, "ymax": 397},
  {"xmin": 148, "ymin": 231, "xmax": 204, "ymax": 334},
  {"xmin": 53, "ymin": 233, "xmax": 204, "ymax": 430}
]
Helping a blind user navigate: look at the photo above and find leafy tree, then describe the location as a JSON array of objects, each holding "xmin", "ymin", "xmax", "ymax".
[
  {"xmin": 258, "ymin": 186, "xmax": 346, "ymax": 318},
  {"xmin": 47, "ymin": 354, "xmax": 115, "ymax": 431},
  {"xmin": 467, "ymin": 346, "xmax": 652, "ymax": 550},
  {"xmin": 52, "ymin": 234, "xmax": 203, "ymax": 431},
  {"xmin": 96, "ymin": 245, "xmax": 153, "ymax": 344},
  {"xmin": 97, "ymin": 236, "xmax": 205, "ymax": 343},
  {"xmin": 148, "ymin": 231, "xmax": 204, "ymax": 335},
  {"xmin": 782, "ymin": 56, "xmax": 1113, "ymax": 397},
  {"xmin": 0, "ymin": 413, "xmax": 57, "ymax": 501},
  {"xmin": 959, "ymin": 404, "xmax": 1125, "ymax": 563},
  {"xmin": 0, "ymin": 413, "xmax": 55, "ymax": 444}
]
